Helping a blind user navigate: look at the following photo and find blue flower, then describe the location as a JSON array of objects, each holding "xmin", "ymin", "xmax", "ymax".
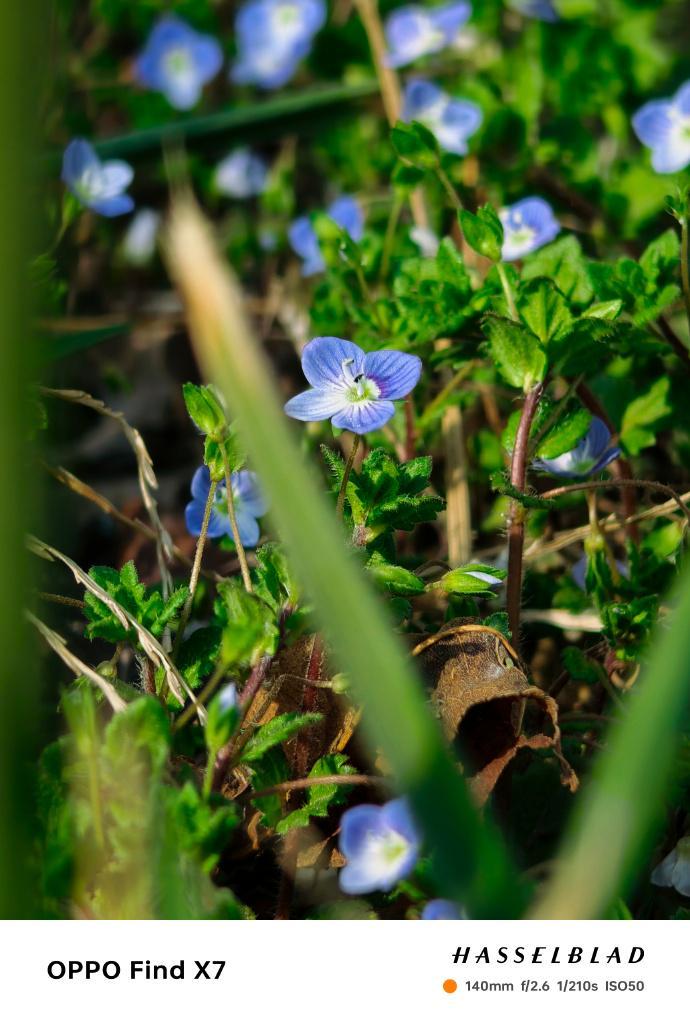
[
  {"xmin": 571, "ymin": 554, "xmax": 629, "ymax": 592},
  {"xmin": 508, "ymin": 0, "xmax": 558, "ymax": 21},
  {"xmin": 288, "ymin": 195, "xmax": 364, "ymax": 276},
  {"xmin": 632, "ymin": 81, "xmax": 690, "ymax": 174},
  {"xmin": 284, "ymin": 336, "xmax": 422, "ymax": 435},
  {"xmin": 214, "ymin": 149, "xmax": 268, "ymax": 198},
  {"xmin": 500, "ymin": 197, "xmax": 560, "ymax": 261},
  {"xmin": 421, "ymin": 899, "xmax": 467, "ymax": 919},
  {"xmin": 231, "ymin": 0, "xmax": 326, "ymax": 89},
  {"xmin": 62, "ymin": 139, "xmax": 134, "ymax": 218},
  {"xmin": 402, "ymin": 79, "xmax": 482, "ymax": 155},
  {"xmin": 651, "ymin": 837, "xmax": 690, "ymax": 897},
  {"xmin": 338, "ymin": 798, "xmax": 420, "ymax": 894},
  {"xmin": 185, "ymin": 466, "xmax": 268, "ymax": 548},
  {"xmin": 384, "ymin": 3, "xmax": 472, "ymax": 69},
  {"xmin": 533, "ymin": 418, "xmax": 621, "ymax": 480},
  {"xmin": 217, "ymin": 683, "xmax": 239, "ymax": 712},
  {"xmin": 135, "ymin": 16, "xmax": 223, "ymax": 110}
]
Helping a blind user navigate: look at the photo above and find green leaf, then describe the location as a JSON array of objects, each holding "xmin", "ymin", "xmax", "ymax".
[
  {"xmin": 390, "ymin": 120, "xmax": 440, "ymax": 169},
  {"xmin": 241, "ymin": 712, "xmax": 322, "ymax": 764},
  {"xmin": 517, "ymin": 278, "xmax": 573, "ymax": 344},
  {"xmin": 561, "ymin": 646, "xmax": 606, "ymax": 686},
  {"xmin": 621, "ymin": 377, "xmax": 671, "ymax": 456},
  {"xmin": 431, "ymin": 563, "xmax": 506, "ymax": 597},
  {"xmin": 215, "ymin": 580, "xmax": 280, "ymax": 666},
  {"xmin": 183, "ymin": 382, "xmax": 226, "ymax": 437},
  {"xmin": 275, "ymin": 754, "xmax": 357, "ymax": 835},
  {"xmin": 483, "ymin": 314, "xmax": 547, "ymax": 390},
  {"xmin": 639, "ymin": 229, "xmax": 680, "ymax": 277},
  {"xmin": 549, "ymin": 317, "xmax": 615, "ymax": 377},
  {"xmin": 39, "ymin": 321, "xmax": 129, "ymax": 362},
  {"xmin": 177, "ymin": 627, "xmax": 222, "ymax": 689},
  {"xmin": 436, "ymin": 238, "xmax": 471, "ymax": 294},
  {"xmin": 392, "ymin": 163, "xmax": 426, "ymax": 191},
  {"xmin": 522, "ymin": 235, "xmax": 594, "ymax": 304},
  {"xmin": 534, "ymin": 404, "xmax": 592, "ymax": 459},
  {"xmin": 584, "ymin": 300, "xmax": 623, "ymax": 321},
  {"xmin": 366, "ymin": 552, "xmax": 426, "ymax": 597},
  {"xmin": 458, "ymin": 204, "xmax": 503, "ymax": 262}
]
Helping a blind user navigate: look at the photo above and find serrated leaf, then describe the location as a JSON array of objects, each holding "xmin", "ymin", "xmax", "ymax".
[
  {"xmin": 366, "ymin": 552, "xmax": 425, "ymax": 596},
  {"xmin": 241, "ymin": 712, "xmax": 322, "ymax": 764},
  {"xmin": 275, "ymin": 754, "xmax": 357, "ymax": 834},
  {"xmin": 483, "ymin": 314, "xmax": 547, "ymax": 390},
  {"xmin": 517, "ymin": 278, "xmax": 573, "ymax": 344}
]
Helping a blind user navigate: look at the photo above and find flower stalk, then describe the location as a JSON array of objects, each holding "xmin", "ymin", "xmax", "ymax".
[
  {"xmin": 336, "ymin": 433, "xmax": 361, "ymax": 521},
  {"xmin": 172, "ymin": 477, "xmax": 217, "ymax": 658},
  {"xmin": 220, "ymin": 446, "xmax": 253, "ymax": 592}
]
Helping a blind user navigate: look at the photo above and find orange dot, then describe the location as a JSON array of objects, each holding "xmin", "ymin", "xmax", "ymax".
[{"xmin": 443, "ymin": 979, "xmax": 458, "ymax": 994}]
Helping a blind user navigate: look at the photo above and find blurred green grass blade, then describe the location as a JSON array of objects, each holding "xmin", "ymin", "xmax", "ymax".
[
  {"xmin": 0, "ymin": 0, "xmax": 42, "ymax": 917},
  {"xmin": 531, "ymin": 566, "xmax": 690, "ymax": 919},
  {"xmin": 165, "ymin": 200, "xmax": 524, "ymax": 917},
  {"xmin": 49, "ymin": 82, "xmax": 378, "ymax": 166},
  {"xmin": 39, "ymin": 321, "xmax": 129, "ymax": 361}
]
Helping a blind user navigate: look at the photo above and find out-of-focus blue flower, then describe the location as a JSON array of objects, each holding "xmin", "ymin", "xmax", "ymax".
[
  {"xmin": 571, "ymin": 554, "xmax": 629, "ymax": 592},
  {"xmin": 217, "ymin": 682, "xmax": 239, "ymax": 712},
  {"xmin": 402, "ymin": 79, "xmax": 482, "ymax": 155},
  {"xmin": 214, "ymin": 149, "xmax": 268, "ymax": 198},
  {"xmin": 135, "ymin": 16, "xmax": 223, "ymax": 110},
  {"xmin": 533, "ymin": 418, "xmax": 621, "ymax": 480},
  {"xmin": 62, "ymin": 139, "xmax": 134, "ymax": 218},
  {"xmin": 384, "ymin": 3, "xmax": 472, "ymax": 68},
  {"xmin": 410, "ymin": 226, "xmax": 440, "ymax": 257},
  {"xmin": 185, "ymin": 465, "xmax": 268, "ymax": 548},
  {"xmin": 421, "ymin": 899, "xmax": 467, "ymax": 919},
  {"xmin": 288, "ymin": 195, "xmax": 364, "ymax": 276},
  {"xmin": 651, "ymin": 837, "xmax": 690, "ymax": 897},
  {"xmin": 284, "ymin": 336, "xmax": 422, "ymax": 435},
  {"xmin": 508, "ymin": 0, "xmax": 558, "ymax": 21},
  {"xmin": 231, "ymin": 0, "xmax": 326, "ymax": 89},
  {"xmin": 122, "ymin": 209, "xmax": 160, "ymax": 265},
  {"xmin": 338, "ymin": 798, "xmax": 420, "ymax": 894},
  {"xmin": 632, "ymin": 81, "xmax": 690, "ymax": 174},
  {"xmin": 500, "ymin": 197, "xmax": 560, "ymax": 261}
]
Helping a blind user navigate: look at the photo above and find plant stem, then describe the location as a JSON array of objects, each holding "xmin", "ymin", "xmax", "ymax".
[
  {"xmin": 540, "ymin": 477, "xmax": 690, "ymax": 526},
  {"xmin": 252, "ymin": 773, "xmax": 387, "ymax": 798},
  {"xmin": 209, "ymin": 654, "xmax": 272, "ymax": 793},
  {"xmin": 497, "ymin": 262, "xmax": 519, "ymax": 321},
  {"xmin": 173, "ymin": 659, "xmax": 227, "ymax": 731},
  {"xmin": 336, "ymin": 433, "xmax": 361, "ymax": 520},
  {"xmin": 172, "ymin": 478, "xmax": 217, "ymax": 658},
  {"xmin": 379, "ymin": 194, "xmax": 402, "ymax": 281},
  {"xmin": 682, "ymin": 215, "xmax": 690, "ymax": 336},
  {"xmin": 220, "ymin": 446, "xmax": 253, "ymax": 592},
  {"xmin": 506, "ymin": 382, "xmax": 543, "ymax": 647}
]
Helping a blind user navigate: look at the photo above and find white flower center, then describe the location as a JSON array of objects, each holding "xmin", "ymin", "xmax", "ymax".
[
  {"xmin": 341, "ymin": 358, "xmax": 381, "ymax": 403},
  {"xmin": 165, "ymin": 46, "xmax": 193, "ymax": 79}
]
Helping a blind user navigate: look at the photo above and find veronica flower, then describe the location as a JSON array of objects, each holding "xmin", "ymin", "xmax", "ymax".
[
  {"xmin": 217, "ymin": 683, "xmax": 239, "ymax": 713},
  {"xmin": 500, "ymin": 197, "xmax": 560, "ymax": 261},
  {"xmin": 185, "ymin": 466, "xmax": 268, "ymax": 548},
  {"xmin": 421, "ymin": 899, "xmax": 467, "ymax": 919},
  {"xmin": 214, "ymin": 149, "xmax": 268, "ymax": 199},
  {"xmin": 651, "ymin": 837, "xmax": 690, "ymax": 897},
  {"xmin": 384, "ymin": 3, "xmax": 472, "ymax": 69},
  {"xmin": 632, "ymin": 81, "xmax": 690, "ymax": 174},
  {"xmin": 571, "ymin": 554, "xmax": 628, "ymax": 592},
  {"xmin": 533, "ymin": 418, "xmax": 621, "ymax": 480},
  {"xmin": 288, "ymin": 195, "xmax": 364, "ymax": 276},
  {"xmin": 284, "ymin": 336, "xmax": 422, "ymax": 435},
  {"xmin": 338, "ymin": 798, "xmax": 420, "ymax": 894},
  {"xmin": 508, "ymin": 0, "xmax": 559, "ymax": 21},
  {"xmin": 231, "ymin": 0, "xmax": 326, "ymax": 89},
  {"xmin": 135, "ymin": 16, "xmax": 223, "ymax": 110},
  {"xmin": 122, "ymin": 209, "xmax": 160, "ymax": 265},
  {"xmin": 402, "ymin": 79, "xmax": 482, "ymax": 155},
  {"xmin": 62, "ymin": 139, "xmax": 134, "ymax": 218}
]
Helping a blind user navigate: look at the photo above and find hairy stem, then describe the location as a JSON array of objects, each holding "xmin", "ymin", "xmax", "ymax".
[
  {"xmin": 336, "ymin": 433, "xmax": 361, "ymax": 521},
  {"xmin": 209, "ymin": 654, "xmax": 273, "ymax": 793},
  {"xmin": 541, "ymin": 477, "xmax": 690, "ymax": 525},
  {"xmin": 220, "ymin": 447, "xmax": 253, "ymax": 592},
  {"xmin": 172, "ymin": 478, "xmax": 217, "ymax": 658},
  {"xmin": 507, "ymin": 382, "xmax": 543, "ymax": 646},
  {"xmin": 682, "ymin": 215, "xmax": 690, "ymax": 336}
]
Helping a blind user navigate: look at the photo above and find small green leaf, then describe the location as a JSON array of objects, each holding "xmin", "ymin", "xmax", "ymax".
[
  {"xmin": 390, "ymin": 120, "xmax": 439, "ymax": 169},
  {"xmin": 430, "ymin": 563, "xmax": 506, "ymax": 597},
  {"xmin": 621, "ymin": 377, "xmax": 671, "ymax": 455},
  {"xmin": 366, "ymin": 552, "xmax": 426, "ymax": 597},
  {"xmin": 392, "ymin": 163, "xmax": 426, "ymax": 191},
  {"xmin": 241, "ymin": 712, "xmax": 323, "ymax": 764},
  {"xmin": 483, "ymin": 314, "xmax": 547, "ymax": 390},
  {"xmin": 275, "ymin": 753, "xmax": 357, "ymax": 834},
  {"xmin": 584, "ymin": 299, "xmax": 623, "ymax": 321},
  {"xmin": 459, "ymin": 205, "xmax": 503, "ymax": 262},
  {"xmin": 517, "ymin": 278, "xmax": 573, "ymax": 344},
  {"xmin": 183, "ymin": 382, "xmax": 226, "ymax": 437}
]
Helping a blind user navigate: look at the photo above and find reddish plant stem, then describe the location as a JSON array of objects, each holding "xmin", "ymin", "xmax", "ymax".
[
  {"xmin": 507, "ymin": 383, "xmax": 543, "ymax": 648},
  {"xmin": 575, "ymin": 382, "xmax": 640, "ymax": 542},
  {"xmin": 210, "ymin": 655, "xmax": 272, "ymax": 793}
]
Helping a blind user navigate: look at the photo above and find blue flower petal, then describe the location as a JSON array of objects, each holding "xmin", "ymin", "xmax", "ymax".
[
  {"xmin": 432, "ymin": 2, "xmax": 472, "ymax": 37},
  {"xmin": 288, "ymin": 216, "xmax": 322, "ymax": 270},
  {"xmin": 339, "ymin": 804, "xmax": 387, "ymax": 859},
  {"xmin": 233, "ymin": 470, "xmax": 269, "ymax": 518},
  {"xmin": 422, "ymin": 899, "xmax": 464, "ymax": 920},
  {"xmin": 327, "ymin": 195, "xmax": 364, "ymax": 242},
  {"xmin": 234, "ymin": 506, "xmax": 261, "ymax": 548},
  {"xmin": 185, "ymin": 498, "xmax": 207, "ymax": 536},
  {"xmin": 61, "ymin": 139, "xmax": 98, "ymax": 185},
  {"xmin": 402, "ymin": 79, "xmax": 444, "ymax": 119},
  {"xmin": 301, "ymin": 336, "xmax": 365, "ymax": 389},
  {"xmin": 89, "ymin": 195, "xmax": 135, "ymax": 218},
  {"xmin": 331, "ymin": 399, "xmax": 396, "ymax": 434},
  {"xmin": 284, "ymin": 387, "xmax": 349, "ymax": 422},
  {"xmin": 207, "ymin": 506, "xmax": 232, "ymax": 539},
  {"xmin": 632, "ymin": 100, "xmax": 673, "ymax": 148},
  {"xmin": 190, "ymin": 465, "xmax": 212, "ymax": 502},
  {"xmin": 98, "ymin": 161, "xmax": 135, "ymax": 197},
  {"xmin": 381, "ymin": 797, "xmax": 420, "ymax": 845},
  {"xmin": 364, "ymin": 349, "xmax": 422, "ymax": 400}
]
